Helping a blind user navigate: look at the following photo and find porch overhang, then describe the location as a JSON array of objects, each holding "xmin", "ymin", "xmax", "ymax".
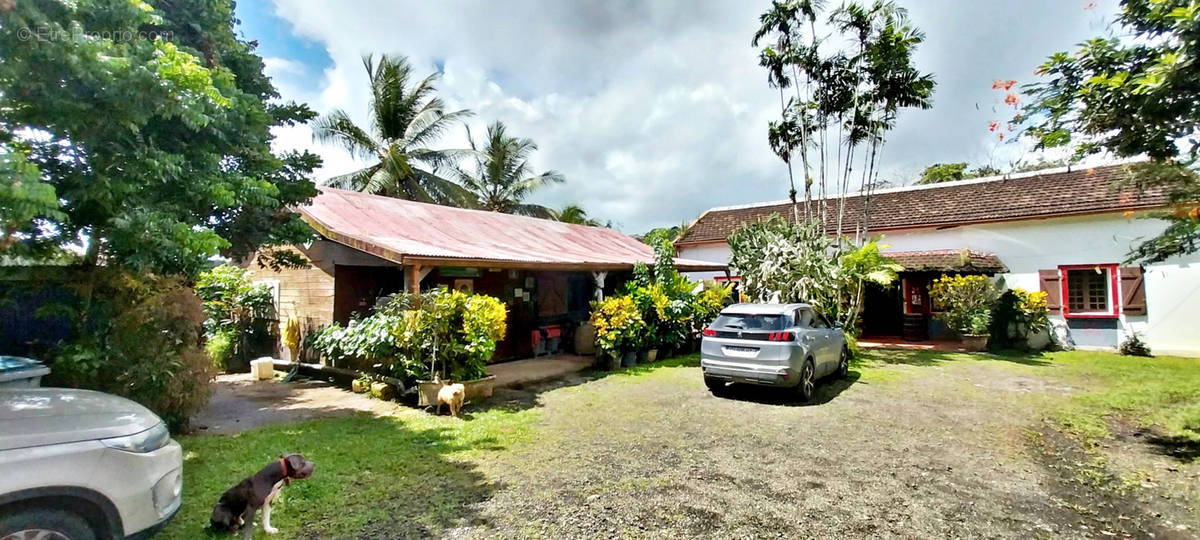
[{"xmin": 886, "ymin": 249, "xmax": 1008, "ymax": 274}]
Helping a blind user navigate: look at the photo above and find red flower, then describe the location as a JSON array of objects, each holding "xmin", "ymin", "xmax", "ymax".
[
  {"xmin": 988, "ymin": 121, "xmax": 1000, "ymax": 132},
  {"xmin": 997, "ymin": 133, "xmax": 1005, "ymax": 141},
  {"xmin": 1004, "ymin": 93, "xmax": 1020, "ymax": 106},
  {"xmin": 1084, "ymin": 1, "xmax": 1097, "ymax": 10},
  {"xmin": 1003, "ymin": 79, "xmax": 1017, "ymax": 90},
  {"xmin": 991, "ymin": 79, "xmax": 1005, "ymax": 90}
]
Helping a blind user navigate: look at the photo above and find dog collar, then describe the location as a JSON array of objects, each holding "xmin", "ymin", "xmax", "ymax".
[{"xmin": 279, "ymin": 457, "xmax": 291, "ymax": 486}]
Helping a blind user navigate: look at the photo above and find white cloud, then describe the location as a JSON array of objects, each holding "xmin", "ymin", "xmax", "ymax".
[{"xmin": 259, "ymin": 0, "xmax": 1120, "ymax": 233}]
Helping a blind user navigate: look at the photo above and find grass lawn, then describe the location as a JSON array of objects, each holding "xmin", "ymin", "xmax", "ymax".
[{"xmin": 162, "ymin": 350, "xmax": 1200, "ymax": 538}]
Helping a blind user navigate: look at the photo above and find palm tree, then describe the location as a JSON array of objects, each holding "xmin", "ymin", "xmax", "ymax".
[
  {"xmin": 312, "ymin": 54, "xmax": 475, "ymax": 205},
  {"xmin": 555, "ymin": 204, "xmax": 603, "ymax": 226},
  {"xmin": 454, "ymin": 121, "xmax": 565, "ymax": 218}
]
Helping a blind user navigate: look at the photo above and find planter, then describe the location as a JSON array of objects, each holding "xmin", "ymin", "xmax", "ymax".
[
  {"xmin": 621, "ymin": 351, "xmax": 637, "ymax": 367},
  {"xmin": 575, "ymin": 322, "xmax": 597, "ymax": 355},
  {"xmin": 351, "ymin": 379, "xmax": 370, "ymax": 393},
  {"xmin": 637, "ymin": 350, "xmax": 649, "ymax": 364},
  {"xmin": 961, "ymin": 334, "xmax": 989, "ymax": 352},
  {"xmin": 646, "ymin": 349, "xmax": 658, "ymax": 363},
  {"xmin": 417, "ymin": 375, "xmax": 496, "ymax": 406},
  {"xmin": 600, "ymin": 350, "xmax": 621, "ymax": 370},
  {"xmin": 370, "ymin": 381, "xmax": 396, "ymax": 400}
]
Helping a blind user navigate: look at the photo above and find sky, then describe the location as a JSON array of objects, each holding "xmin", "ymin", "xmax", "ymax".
[{"xmin": 234, "ymin": 0, "xmax": 1120, "ymax": 234}]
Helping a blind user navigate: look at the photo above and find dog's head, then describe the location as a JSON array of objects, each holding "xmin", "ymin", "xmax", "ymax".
[
  {"xmin": 282, "ymin": 453, "xmax": 315, "ymax": 480},
  {"xmin": 210, "ymin": 502, "xmax": 239, "ymax": 532}
]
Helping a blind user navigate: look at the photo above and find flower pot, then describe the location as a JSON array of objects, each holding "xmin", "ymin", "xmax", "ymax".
[
  {"xmin": 961, "ymin": 334, "xmax": 989, "ymax": 352},
  {"xmin": 461, "ymin": 375, "xmax": 496, "ymax": 401},
  {"xmin": 637, "ymin": 350, "xmax": 649, "ymax": 364},
  {"xmin": 646, "ymin": 349, "xmax": 658, "ymax": 363},
  {"xmin": 575, "ymin": 322, "xmax": 597, "ymax": 355},
  {"xmin": 417, "ymin": 380, "xmax": 444, "ymax": 407},
  {"xmin": 351, "ymin": 379, "xmax": 370, "ymax": 393},
  {"xmin": 621, "ymin": 351, "xmax": 637, "ymax": 367},
  {"xmin": 603, "ymin": 351, "xmax": 621, "ymax": 370},
  {"xmin": 370, "ymin": 381, "xmax": 396, "ymax": 400}
]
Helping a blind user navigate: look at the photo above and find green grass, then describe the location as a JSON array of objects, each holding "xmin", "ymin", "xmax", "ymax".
[{"xmin": 160, "ymin": 403, "xmax": 540, "ymax": 539}]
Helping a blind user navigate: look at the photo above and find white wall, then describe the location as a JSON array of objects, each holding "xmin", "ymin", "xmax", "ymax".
[{"xmin": 679, "ymin": 213, "xmax": 1200, "ymax": 355}]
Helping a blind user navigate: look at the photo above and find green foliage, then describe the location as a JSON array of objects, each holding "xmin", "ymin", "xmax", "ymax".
[
  {"xmin": 205, "ymin": 328, "xmax": 235, "ymax": 371},
  {"xmin": 929, "ymin": 274, "xmax": 999, "ymax": 336},
  {"xmin": 590, "ymin": 296, "xmax": 646, "ymax": 354},
  {"xmin": 455, "ymin": 121, "xmax": 566, "ymax": 218},
  {"xmin": 0, "ymin": 149, "xmax": 65, "ymax": 258},
  {"xmin": 0, "ymin": 0, "xmax": 319, "ymax": 276},
  {"xmin": 44, "ymin": 270, "xmax": 214, "ymax": 431},
  {"xmin": 989, "ymin": 288, "xmax": 1050, "ymax": 350},
  {"xmin": 313, "ymin": 54, "xmax": 473, "ymax": 205},
  {"xmin": 727, "ymin": 214, "xmax": 899, "ymax": 331},
  {"xmin": 1119, "ymin": 332, "xmax": 1153, "ymax": 357},
  {"xmin": 554, "ymin": 204, "xmax": 605, "ymax": 226},
  {"xmin": 309, "ymin": 288, "xmax": 508, "ymax": 383},
  {"xmin": 917, "ymin": 162, "xmax": 969, "ymax": 184},
  {"xmin": 194, "ymin": 265, "xmax": 275, "ymax": 371},
  {"xmin": 1024, "ymin": 0, "xmax": 1200, "ymax": 262}
]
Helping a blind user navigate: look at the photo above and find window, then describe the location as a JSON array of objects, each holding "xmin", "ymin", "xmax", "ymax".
[{"xmin": 1060, "ymin": 264, "xmax": 1118, "ymax": 317}]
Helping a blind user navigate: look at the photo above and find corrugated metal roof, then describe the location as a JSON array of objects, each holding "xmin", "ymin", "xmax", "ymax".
[{"xmin": 298, "ymin": 188, "xmax": 725, "ymax": 271}]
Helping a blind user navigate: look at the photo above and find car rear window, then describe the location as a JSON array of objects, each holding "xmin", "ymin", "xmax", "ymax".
[{"xmin": 713, "ymin": 313, "xmax": 790, "ymax": 331}]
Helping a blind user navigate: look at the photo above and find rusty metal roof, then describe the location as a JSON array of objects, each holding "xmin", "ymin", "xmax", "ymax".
[
  {"xmin": 298, "ymin": 188, "xmax": 726, "ymax": 272},
  {"xmin": 886, "ymin": 249, "xmax": 1008, "ymax": 274}
]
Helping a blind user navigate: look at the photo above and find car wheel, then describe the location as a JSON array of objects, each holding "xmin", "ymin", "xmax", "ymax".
[
  {"xmin": 796, "ymin": 359, "xmax": 815, "ymax": 402},
  {"xmin": 0, "ymin": 508, "xmax": 97, "ymax": 540},
  {"xmin": 837, "ymin": 347, "xmax": 850, "ymax": 379},
  {"xmin": 704, "ymin": 375, "xmax": 728, "ymax": 395}
]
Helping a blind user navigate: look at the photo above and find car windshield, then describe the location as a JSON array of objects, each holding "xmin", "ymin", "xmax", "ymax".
[{"xmin": 713, "ymin": 313, "xmax": 789, "ymax": 331}]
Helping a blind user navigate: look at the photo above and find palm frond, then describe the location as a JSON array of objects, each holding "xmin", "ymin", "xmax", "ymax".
[{"xmin": 311, "ymin": 109, "xmax": 379, "ymax": 161}]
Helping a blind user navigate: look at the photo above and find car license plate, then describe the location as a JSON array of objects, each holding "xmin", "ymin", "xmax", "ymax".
[{"xmin": 722, "ymin": 346, "xmax": 758, "ymax": 358}]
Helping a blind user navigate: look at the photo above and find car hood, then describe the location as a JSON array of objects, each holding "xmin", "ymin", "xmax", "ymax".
[{"xmin": 0, "ymin": 388, "xmax": 162, "ymax": 451}]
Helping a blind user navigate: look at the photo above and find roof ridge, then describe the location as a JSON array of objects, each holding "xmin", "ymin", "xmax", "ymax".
[{"xmin": 702, "ymin": 159, "xmax": 1145, "ymax": 214}]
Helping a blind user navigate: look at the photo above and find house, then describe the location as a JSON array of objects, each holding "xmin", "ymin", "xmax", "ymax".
[
  {"xmin": 675, "ymin": 163, "xmax": 1200, "ymax": 355},
  {"xmin": 244, "ymin": 187, "xmax": 725, "ymax": 361}
]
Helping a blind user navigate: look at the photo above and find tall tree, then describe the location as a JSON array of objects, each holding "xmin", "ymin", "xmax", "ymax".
[
  {"xmin": 453, "ymin": 121, "xmax": 565, "ymax": 218},
  {"xmin": 0, "ymin": 0, "xmax": 320, "ymax": 276},
  {"xmin": 555, "ymin": 204, "xmax": 603, "ymax": 226},
  {"xmin": 312, "ymin": 54, "xmax": 474, "ymax": 206},
  {"xmin": 1023, "ymin": 0, "xmax": 1200, "ymax": 262}
]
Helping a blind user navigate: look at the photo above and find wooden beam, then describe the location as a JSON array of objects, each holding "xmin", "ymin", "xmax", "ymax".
[{"xmin": 409, "ymin": 263, "xmax": 422, "ymax": 302}]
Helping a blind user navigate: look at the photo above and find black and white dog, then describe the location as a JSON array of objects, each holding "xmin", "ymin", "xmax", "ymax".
[{"xmin": 210, "ymin": 453, "xmax": 315, "ymax": 538}]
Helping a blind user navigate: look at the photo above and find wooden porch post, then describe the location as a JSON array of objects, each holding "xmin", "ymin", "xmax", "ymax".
[{"xmin": 409, "ymin": 263, "xmax": 422, "ymax": 305}]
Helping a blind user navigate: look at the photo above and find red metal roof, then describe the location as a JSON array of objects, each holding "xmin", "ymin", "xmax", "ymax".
[{"xmin": 298, "ymin": 188, "xmax": 725, "ymax": 271}]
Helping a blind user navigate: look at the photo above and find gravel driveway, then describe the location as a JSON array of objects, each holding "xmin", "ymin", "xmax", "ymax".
[{"xmin": 440, "ymin": 356, "xmax": 1198, "ymax": 539}]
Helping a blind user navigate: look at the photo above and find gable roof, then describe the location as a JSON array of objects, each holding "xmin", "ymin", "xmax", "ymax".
[
  {"xmin": 677, "ymin": 163, "xmax": 1168, "ymax": 245},
  {"xmin": 298, "ymin": 188, "xmax": 725, "ymax": 271}
]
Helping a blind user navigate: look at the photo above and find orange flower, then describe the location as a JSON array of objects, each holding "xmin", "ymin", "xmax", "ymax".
[
  {"xmin": 1123, "ymin": 211, "xmax": 1135, "ymax": 218},
  {"xmin": 1003, "ymin": 79, "xmax": 1017, "ymax": 90},
  {"xmin": 1004, "ymin": 93, "xmax": 1020, "ymax": 106},
  {"xmin": 1085, "ymin": 168, "xmax": 1096, "ymax": 175},
  {"xmin": 988, "ymin": 121, "xmax": 1000, "ymax": 132},
  {"xmin": 992, "ymin": 79, "xmax": 1005, "ymax": 90},
  {"xmin": 1191, "ymin": 207, "xmax": 1200, "ymax": 219}
]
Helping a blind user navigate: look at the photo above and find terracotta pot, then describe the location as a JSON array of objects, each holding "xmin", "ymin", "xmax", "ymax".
[
  {"xmin": 461, "ymin": 375, "xmax": 495, "ymax": 400},
  {"xmin": 417, "ymin": 380, "xmax": 444, "ymax": 407},
  {"xmin": 961, "ymin": 334, "xmax": 989, "ymax": 352},
  {"xmin": 417, "ymin": 376, "xmax": 496, "ymax": 405},
  {"xmin": 646, "ymin": 349, "xmax": 658, "ymax": 363}
]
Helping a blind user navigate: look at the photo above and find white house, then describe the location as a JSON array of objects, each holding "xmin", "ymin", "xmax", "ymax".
[{"xmin": 676, "ymin": 163, "xmax": 1200, "ymax": 356}]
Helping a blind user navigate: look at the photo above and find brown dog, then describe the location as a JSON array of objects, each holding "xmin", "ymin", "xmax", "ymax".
[
  {"xmin": 436, "ymin": 382, "xmax": 465, "ymax": 417},
  {"xmin": 210, "ymin": 453, "xmax": 315, "ymax": 538}
]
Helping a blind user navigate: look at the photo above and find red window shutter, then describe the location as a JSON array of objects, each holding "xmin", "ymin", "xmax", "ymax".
[
  {"xmin": 1119, "ymin": 266, "xmax": 1146, "ymax": 315},
  {"xmin": 1039, "ymin": 269, "xmax": 1062, "ymax": 314}
]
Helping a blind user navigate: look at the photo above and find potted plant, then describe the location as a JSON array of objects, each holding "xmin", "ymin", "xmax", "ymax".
[
  {"xmin": 401, "ymin": 288, "xmax": 507, "ymax": 406},
  {"xmin": 929, "ymin": 274, "xmax": 999, "ymax": 352},
  {"xmin": 590, "ymin": 296, "xmax": 645, "ymax": 370}
]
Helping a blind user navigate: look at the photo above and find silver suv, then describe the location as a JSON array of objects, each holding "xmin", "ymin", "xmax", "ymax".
[
  {"xmin": 701, "ymin": 303, "xmax": 850, "ymax": 401},
  {"xmin": 0, "ymin": 388, "xmax": 183, "ymax": 540}
]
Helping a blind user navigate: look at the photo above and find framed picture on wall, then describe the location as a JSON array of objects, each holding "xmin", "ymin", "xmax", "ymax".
[{"xmin": 454, "ymin": 279, "xmax": 474, "ymax": 294}]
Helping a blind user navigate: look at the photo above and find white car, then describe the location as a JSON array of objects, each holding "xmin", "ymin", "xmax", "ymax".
[{"xmin": 0, "ymin": 388, "xmax": 183, "ymax": 540}]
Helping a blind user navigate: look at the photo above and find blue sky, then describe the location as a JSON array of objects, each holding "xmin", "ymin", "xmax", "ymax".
[{"xmin": 234, "ymin": 0, "xmax": 1121, "ymax": 234}]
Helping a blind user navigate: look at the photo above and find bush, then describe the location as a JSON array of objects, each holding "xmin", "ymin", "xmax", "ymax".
[
  {"xmin": 929, "ymin": 274, "xmax": 999, "ymax": 336},
  {"xmin": 590, "ymin": 295, "xmax": 646, "ymax": 355},
  {"xmin": 989, "ymin": 288, "xmax": 1050, "ymax": 350},
  {"xmin": 1119, "ymin": 332, "xmax": 1153, "ymax": 357},
  {"xmin": 46, "ymin": 269, "xmax": 214, "ymax": 432},
  {"xmin": 206, "ymin": 328, "xmax": 236, "ymax": 371},
  {"xmin": 195, "ymin": 265, "xmax": 276, "ymax": 372}
]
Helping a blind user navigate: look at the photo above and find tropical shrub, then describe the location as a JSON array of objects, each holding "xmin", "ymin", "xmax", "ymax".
[
  {"xmin": 989, "ymin": 288, "xmax": 1050, "ymax": 349},
  {"xmin": 463, "ymin": 294, "xmax": 508, "ymax": 367},
  {"xmin": 591, "ymin": 296, "xmax": 646, "ymax": 355},
  {"xmin": 194, "ymin": 265, "xmax": 276, "ymax": 371},
  {"xmin": 929, "ymin": 274, "xmax": 1000, "ymax": 336},
  {"xmin": 1119, "ymin": 332, "xmax": 1153, "ymax": 357},
  {"xmin": 46, "ymin": 270, "xmax": 214, "ymax": 432}
]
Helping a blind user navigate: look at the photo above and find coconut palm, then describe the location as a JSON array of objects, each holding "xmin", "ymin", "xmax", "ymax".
[
  {"xmin": 454, "ymin": 121, "xmax": 565, "ymax": 218},
  {"xmin": 312, "ymin": 54, "xmax": 474, "ymax": 205},
  {"xmin": 554, "ymin": 204, "xmax": 599, "ymax": 225}
]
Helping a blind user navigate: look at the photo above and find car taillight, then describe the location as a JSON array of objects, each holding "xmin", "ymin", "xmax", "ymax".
[
  {"xmin": 702, "ymin": 328, "xmax": 717, "ymax": 337},
  {"xmin": 767, "ymin": 332, "xmax": 793, "ymax": 341}
]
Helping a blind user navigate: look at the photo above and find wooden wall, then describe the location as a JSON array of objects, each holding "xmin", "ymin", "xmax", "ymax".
[{"xmin": 241, "ymin": 240, "xmax": 397, "ymax": 360}]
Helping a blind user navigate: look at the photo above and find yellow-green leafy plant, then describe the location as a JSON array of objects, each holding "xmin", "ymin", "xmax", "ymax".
[
  {"xmin": 463, "ymin": 294, "xmax": 508, "ymax": 366},
  {"xmin": 929, "ymin": 274, "xmax": 999, "ymax": 335},
  {"xmin": 590, "ymin": 295, "xmax": 646, "ymax": 355}
]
